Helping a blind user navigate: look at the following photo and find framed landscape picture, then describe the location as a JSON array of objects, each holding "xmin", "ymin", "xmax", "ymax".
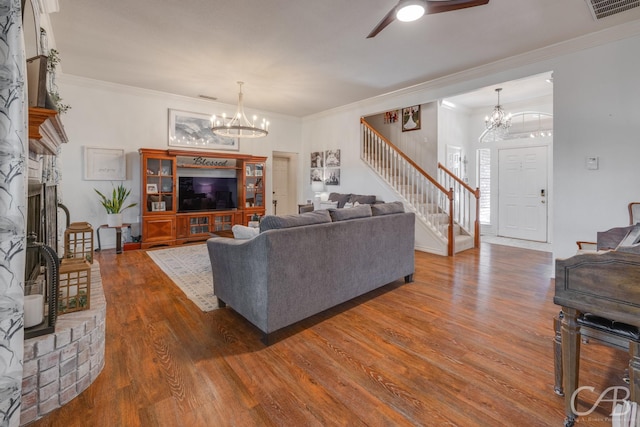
[{"xmin": 168, "ymin": 109, "xmax": 239, "ymax": 151}]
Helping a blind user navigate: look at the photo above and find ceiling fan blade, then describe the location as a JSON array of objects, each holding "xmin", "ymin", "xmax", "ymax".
[
  {"xmin": 426, "ymin": 0, "xmax": 489, "ymax": 15},
  {"xmin": 366, "ymin": 0, "xmax": 488, "ymax": 39},
  {"xmin": 366, "ymin": 6, "xmax": 397, "ymax": 39}
]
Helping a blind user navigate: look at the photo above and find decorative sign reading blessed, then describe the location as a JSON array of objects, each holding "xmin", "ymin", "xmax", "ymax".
[{"xmin": 176, "ymin": 156, "xmax": 237, "ymax": 168}]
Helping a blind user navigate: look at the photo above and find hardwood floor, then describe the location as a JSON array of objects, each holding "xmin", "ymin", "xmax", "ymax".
[{"xmin": 29, "ymin": 243, "xmax": 627, "ymax": 426}]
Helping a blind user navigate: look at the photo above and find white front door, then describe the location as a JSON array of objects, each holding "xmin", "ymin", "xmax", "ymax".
[{"xmin": 498, "ymin": 146, "xmax": 548, "ymax": 242}]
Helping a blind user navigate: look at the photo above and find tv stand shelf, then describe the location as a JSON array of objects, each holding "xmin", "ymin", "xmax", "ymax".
[
  {"xmin": 175, "ymin": 211, "xmax": 237, "ymax": 244},
  {"xmin": 139, "ymin": 149, "xmax": 266, "ymax": 249}
]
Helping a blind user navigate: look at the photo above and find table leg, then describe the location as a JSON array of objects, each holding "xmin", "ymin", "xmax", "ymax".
[
  {"xmin": 115, "ymin": 227, "xmax": 123, "ymax": 254},
  {"xmin": 561, "ymin": 307, "xmax": 581, "ymax": 426},
  {"xmin": 630, "ymin": 342, "xmax": 640, "ymax": 402},
  {"xmin": 554, "ymin": 312, "xmax": 564, "ymax": 396},
  {"xmin": 96, "ymin": 227, "xmax": 102, "ymax": 251}
]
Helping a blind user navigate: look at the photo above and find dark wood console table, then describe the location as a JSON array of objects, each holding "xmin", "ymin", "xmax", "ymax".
[{"xmin": 96, "ymin": 223, "xmax": 131, "ymax": 254}]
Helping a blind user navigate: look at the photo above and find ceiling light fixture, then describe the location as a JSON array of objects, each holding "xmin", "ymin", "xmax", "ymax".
[
  {"xmin": 485, "ymin": 88, "xmax": 512, "ymax": 133},
  {"xmin": 211, "ymin": 82, "xmax": 269, "ymax": 139},
  {"xmin": 396, "ymin": 0, "xmax": 426, "ymax": 22}
]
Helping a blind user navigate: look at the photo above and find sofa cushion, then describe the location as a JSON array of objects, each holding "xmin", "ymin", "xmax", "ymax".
[
  {"xmin": 371, "ymin": 201, "xmax": 405, "ymax": 216},
  {"xmin": 232, "ymin": 224, "xmax": 260, "ymax": 240},
  {"xmin": 328, "ymin": 192, "xmax": 351, "ymax": 208},
  {"xmin": 259, "ymin": 210, "xmax": 332, "ymax": 232},
  {"xmin": 330, "ymin": 204, "xmax": 372, "ymax": 222},
  {"xmin": 349, "ymin": 194, "xmax": 377, "ymax": 205}
]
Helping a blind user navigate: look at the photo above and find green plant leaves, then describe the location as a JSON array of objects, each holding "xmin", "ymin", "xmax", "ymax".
[{"xmin": 94, "ymin": 184, "xmax": 137, "ymax": 214}]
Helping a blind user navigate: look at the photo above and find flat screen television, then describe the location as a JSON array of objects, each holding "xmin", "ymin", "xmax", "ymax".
[{"xmin": 178, "ymin": 176, "xmax": 237, "ymax": 212}]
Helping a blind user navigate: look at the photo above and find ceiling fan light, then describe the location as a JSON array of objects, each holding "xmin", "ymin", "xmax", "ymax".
[{"xmin": 396, "ymin": 1, "xmax": 426, "ymax": 22}]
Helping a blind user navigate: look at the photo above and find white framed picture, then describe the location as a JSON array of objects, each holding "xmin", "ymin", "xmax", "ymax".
[
  {"xmin": 146, "ymin": 184, "xmax": 158, "ymax": 194},
  {"xmin": 151, "ymin": 201, "xmax": 166, "ymax": 212},
  {"xmin": 168, "ymin": 109, "xmax": 239, "ymax": 151},
  {"xmin": 83, "ymin": 147, "xmax": 126, "ymax": 180}
]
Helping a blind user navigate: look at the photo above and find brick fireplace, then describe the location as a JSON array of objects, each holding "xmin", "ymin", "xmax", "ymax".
[{"xmin": 20, "ymin": 263, "xmax": 106, "ymax": 425}]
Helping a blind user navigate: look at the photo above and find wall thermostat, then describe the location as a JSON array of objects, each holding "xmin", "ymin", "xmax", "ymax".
[{"xmin": 586, "ymin": 156, "xmax": 599, "ymax": 170}]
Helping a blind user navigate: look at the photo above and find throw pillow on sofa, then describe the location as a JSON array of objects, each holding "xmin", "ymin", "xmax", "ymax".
[
  {"xmin": 328, "ymin": 192, "xmax": 352, "ymax": 208},
  {"xmin": 260, "ymin": 210, "xmax": 332, "ymax": 232},
  {"xmin": 318, "ymin": 200, "xmax": 338, "ymax": 210},
  {"xmin": 232, "ymin": 224, "xmax": 260, "ymax": 239},
  {"xmin": 349, "ymin": 194, "xmax": 377, "ymax": 205}
]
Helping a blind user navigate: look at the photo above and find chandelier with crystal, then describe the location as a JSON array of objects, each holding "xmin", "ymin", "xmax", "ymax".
[
  {"xmin": 485, "ymin": 88, "xmax": 512, "ymax": 133},
  {"xmin": 211, "ymin": 82, "xmax": 269, "ymax": 138}
]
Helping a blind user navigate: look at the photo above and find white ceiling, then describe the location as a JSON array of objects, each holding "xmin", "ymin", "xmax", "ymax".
[{"xmin": 47, "ymin": 0, "xmax": 640, "ymax": 117}]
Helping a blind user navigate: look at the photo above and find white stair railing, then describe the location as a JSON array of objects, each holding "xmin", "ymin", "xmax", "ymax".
[
  {"xmin": 361, "ymin": 118, "xmax": 456, "ymax": 256},
  {"xmin": 437, "ymin": 163, "xmax": 480, "ymax": 249}
]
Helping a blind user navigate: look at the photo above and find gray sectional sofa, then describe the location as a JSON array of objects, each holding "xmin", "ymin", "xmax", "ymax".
[{"xmin": 206, "ymin": 202, "xmax": 415, "ymax": 344}]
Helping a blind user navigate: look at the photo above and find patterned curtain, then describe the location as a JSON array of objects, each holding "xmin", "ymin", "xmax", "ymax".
[{"xmin": 0, "ymin": 0, "xmax": 27, "ymax": 426}]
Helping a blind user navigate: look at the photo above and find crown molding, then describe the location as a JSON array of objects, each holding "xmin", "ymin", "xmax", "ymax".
[{"xmin": 305, "ymin": 19, "xmax": 640, "ymax": 121}]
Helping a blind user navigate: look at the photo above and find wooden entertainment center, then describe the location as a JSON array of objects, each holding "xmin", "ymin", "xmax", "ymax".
[{"xmin": 139, "ymin": 148, "xmax": 267, "ymax": 249}]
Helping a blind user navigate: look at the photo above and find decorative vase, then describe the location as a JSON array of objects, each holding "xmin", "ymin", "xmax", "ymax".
[{"xmin": 107, "ymin": 213, "xmax": 123, "ymax": 227}]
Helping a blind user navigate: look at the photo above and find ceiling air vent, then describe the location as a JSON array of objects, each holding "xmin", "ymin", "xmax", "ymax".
[{"xmin": 586, "ymin": 0, "xmax": 640, "ymax": 20}]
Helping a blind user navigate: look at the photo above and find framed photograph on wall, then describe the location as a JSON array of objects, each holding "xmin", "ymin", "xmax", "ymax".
[
  {"xmin": 384, "ymin": 110, "xmax": 399, "ymax": 124},
  {"xmin": 311, "ymin": 151, "xmax": 324, "ymax": 168},
  {"xmin": 325, "ymin": 149, "xmax": 340, "ymax": 167},
  {"xmin": 83, "ymin": 147, "xmax": 126, "ymax": 180},
  {"xmin": 325, "ymin": 168, "xmax": 340, "ymax": 186},
  {"xmin": 402, "ymin": 105, "xmax": 421, "ymax": 132},
  {"xmin": 310, "ymin": 168, "xmax": 324, "ymax": 183},
  {"xmin": 168, "ymin": 109, "xmax": 239, "ymax": 151}
]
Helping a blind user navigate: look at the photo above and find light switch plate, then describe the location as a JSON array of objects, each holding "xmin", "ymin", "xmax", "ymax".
[{"xmin": 586, "ymin": 156, "xmax": 599, "ymax": 170}]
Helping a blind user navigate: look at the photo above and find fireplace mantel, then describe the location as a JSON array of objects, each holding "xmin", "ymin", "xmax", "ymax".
[{"xmin": 28, "ymin": 107, "xmax": 68, "ymax": 155}]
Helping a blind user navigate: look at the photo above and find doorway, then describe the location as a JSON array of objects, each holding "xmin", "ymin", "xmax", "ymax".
[
  {"xmin": 272, "ymin": 152, "xmax": 298, "ymax": 216},
  {"xmin": 497, "ymin": 146, "xmax": 548, "ymax": 242}
]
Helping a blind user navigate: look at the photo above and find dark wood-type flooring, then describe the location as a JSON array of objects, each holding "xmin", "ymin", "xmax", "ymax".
[{"xmin": 30, "ymin": 243, "xmax": 628, "ymax": 426}]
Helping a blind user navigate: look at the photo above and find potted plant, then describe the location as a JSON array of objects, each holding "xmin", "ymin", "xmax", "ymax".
[{"xmin": 95, "ymin": 184, "xmax": 137, "ymax": 227}]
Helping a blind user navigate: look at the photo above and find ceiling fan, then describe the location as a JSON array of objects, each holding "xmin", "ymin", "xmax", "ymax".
[{"xmin": 367, "ymin": 0, "xmax": 489, "ymax": 38}]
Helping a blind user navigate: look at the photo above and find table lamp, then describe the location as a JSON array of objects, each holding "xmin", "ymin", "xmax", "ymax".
[{"xmin": 311, "ymin": 180, "xmax": 325, "ymax": 209}]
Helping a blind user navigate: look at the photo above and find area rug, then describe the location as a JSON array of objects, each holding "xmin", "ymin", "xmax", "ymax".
[{"xmin": 146, "ymin": 244, "xmax": 219, "ymax": 311}]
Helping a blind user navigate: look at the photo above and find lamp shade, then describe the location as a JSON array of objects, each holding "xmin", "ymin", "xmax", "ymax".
[{"xmin": 311, "ymin": 181, "xmax": 325, "ymax": 193}]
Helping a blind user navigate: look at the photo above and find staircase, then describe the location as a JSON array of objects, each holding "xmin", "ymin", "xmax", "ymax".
[{"xmin": 361, "ymin": 118, "xmax": 480, "ymax": 256}]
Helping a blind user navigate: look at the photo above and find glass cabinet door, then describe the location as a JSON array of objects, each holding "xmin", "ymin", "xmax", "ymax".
[
  {"xmin": 245, "ymin": 162, "xmax": 264, "ymax": 208},
  {"xmin": 189, "ymin": 215, "xmax": 210, "ymax": 234},
  {"xmin": 145, "ymin": 157, "xmax": 174, "ymax": 214}
]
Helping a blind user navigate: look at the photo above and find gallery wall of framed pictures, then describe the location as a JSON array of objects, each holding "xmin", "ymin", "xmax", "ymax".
[{"xmin": 310, "ymin": 149, "xmax": 341, "ymax": 186}]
